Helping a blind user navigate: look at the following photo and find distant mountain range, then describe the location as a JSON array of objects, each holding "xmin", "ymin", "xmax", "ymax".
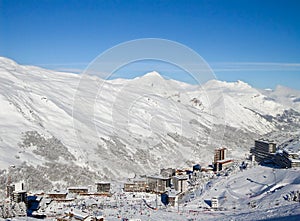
[{"xmin": 0, "ymin": 57, "xmax": 300, "ymax": 192}]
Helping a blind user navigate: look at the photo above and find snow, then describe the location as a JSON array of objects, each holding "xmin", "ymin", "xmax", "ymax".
[
  {"xmin": 3, "ymin": 165, "xmax": 300, "ymax": 220},
  {"xmin": 0, "ymin": 56, "xmax": 300, "ymax": 189},
  {"xmin": 285, "ymin": 141, "xmax": 300, "ymax": 155},
  {"xmin": 261, "ymin": 85, "xmax": 300, "ymax": 112}
]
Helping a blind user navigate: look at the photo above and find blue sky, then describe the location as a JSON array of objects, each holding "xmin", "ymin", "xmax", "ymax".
[{"xmin": 0, "ymin": 0, "xmax": 300, "ymax": 89}]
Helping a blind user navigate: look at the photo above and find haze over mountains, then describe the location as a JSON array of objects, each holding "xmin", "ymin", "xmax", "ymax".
[{"xmin": 0, "ymin": 57, "xmax": 300, "ymax": 191}]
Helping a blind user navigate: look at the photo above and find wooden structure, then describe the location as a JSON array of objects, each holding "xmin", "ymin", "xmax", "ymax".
[
  {"xmin": 47, "ymin": 191, "xmax": 68, "ymax": 200},
  {"xmin": 68, "ymin": 187, "xmax": 89, "ymax": 194},
  {"xmin": 95, "ymin": 182, "xmax": 110, "ymax": 194}
]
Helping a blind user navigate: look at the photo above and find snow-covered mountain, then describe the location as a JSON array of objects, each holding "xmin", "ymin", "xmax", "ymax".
[
  {"xmin": 261, "ymin": 85, "xmax": 300, "ymax": 112},
  {"xmin": 0, "ymin": 57, "xmax": 299, "ymax": 191}
]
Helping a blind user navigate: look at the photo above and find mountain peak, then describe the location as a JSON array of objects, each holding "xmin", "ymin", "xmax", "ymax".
[
  {"xmin": 142, "ymin": 71, "xmax": 163, "ymax": 78},
  {"xmin": 235, "ymin": 80, "xmax": 252, "ymax": 88},
  {"xmin": 132, "ymin": 71, "xmax": 165, "ymax": 84}
]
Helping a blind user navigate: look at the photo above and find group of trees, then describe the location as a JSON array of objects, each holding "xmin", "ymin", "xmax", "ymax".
[
  {"xmin": 0, "ymin": 202, "xmax": 26, "ymax": 218},
  {"xmin": 19, "ymin": 130, "xmax": 76, "ymax": 161}
]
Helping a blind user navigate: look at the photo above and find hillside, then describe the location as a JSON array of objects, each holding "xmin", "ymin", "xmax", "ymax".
[{"xmin": 0, "ymin": 57, "xmax": 300, "ymax": 192}]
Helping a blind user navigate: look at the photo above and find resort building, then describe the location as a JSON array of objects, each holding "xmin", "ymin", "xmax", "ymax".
[
  {"xmin": 250, "ymin": 139, "xmax": 277, "ymax": 163},
  {"xmin": 147, "ymin": 175, "xmax": 171, "ymax": 193},
  {"xmin": 95, "ymin": 182, "xmax": 111, "ymax": 194},
  {"xmin": 124, "ymin": 179, "xmax": 147, "ymax": 192},
  {"xmin": 172, "ymin": 175, "xmax": 189, "ymax": 193},
  {"xmin": 275, "ymin": 142, "xmax": 300, "ymax": 168},
  {"xmin": 214, "ymin": 147, "xmax": 227, "ymax": 163}
]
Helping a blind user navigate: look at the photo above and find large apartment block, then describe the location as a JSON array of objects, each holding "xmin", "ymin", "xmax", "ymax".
[
  {"xmin": 251, "ymin": 139, "xmax": 300, "ymax": 168},
  {"xmin": 251, "ymin": 139, "xmax": 277, "ymax": 163},
  {"xmin": 275, "ymin": 144, "xmax": 300, "ymax": 168},
  {"xmin": 214, "ymin": 147, "xmax": 227, "ymax": 163},
  {"xmin": 213, "ymin": 147, "xmax": 234, "ymax": 172}
]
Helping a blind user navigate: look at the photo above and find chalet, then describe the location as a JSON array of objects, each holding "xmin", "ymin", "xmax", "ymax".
[
  {"xmin": 47, "ymin": 191, "xmax": 68, "ymax": 200},
  {"xmin": 95, "ymin": 182, "xmax": 110, "ymax": 194},
  {"xmin": 68, "ymin": 187, "xmax": 89, "ymax": 194}
]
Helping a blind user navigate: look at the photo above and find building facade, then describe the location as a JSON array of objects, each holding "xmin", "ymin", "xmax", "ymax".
[
  {"xmin": 211, "ymin": 197, "xmax": 219, "ymax": 209},
  {"xmin": 275, "ymin": 149, "xmax": 300, "ymax": 168},
  {"xmin": 214, "ymin": 147, "xmax": 227, "ymax": 163},
  {"xmin": 251, "ymin": 139, "xmax": 277, "ymax": 163},
  {"xmin": 124, "ymin": 179, "xmax": 147, "ymax": 192},
  {"xmin": 96, "ymin": 182, "xmax": 111, "ymax": 193},
  {"xmin": 147, "ymin": 176, "xmax": 171, "ymax": 193},
  {"xmin": 214, "ymin": 159, "xmax": 234, "ymax": 172},
  {"xmin": 12, "ymin": 190, "xmax": 27, "ymax": 203},
  {"xmin": 172, "ymin": 176, "xmax": 188, "ymax": 193},
  {"xmin": 68, "ymin": 187, "xmax": 89, "ymax": 194}
]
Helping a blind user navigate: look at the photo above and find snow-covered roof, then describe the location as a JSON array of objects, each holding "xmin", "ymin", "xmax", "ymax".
[
  {"xmin": 147, "ymin": 175, "xmax": 171, "ymax": 180},
  {"xmin": 95, "ymin": 181, "xmax": 110, "ymax": 185},
  {"xmin": 257, "ymin": 139, "xmax": 276, "ymax": 144},
  {"xmin": 128, "ymin": 177, "xmax": 147, "ymax": 182},
  {"xmin": 47, "ymin": 190, "xmax": 68, "ymax": 195},
  {"xmin": 216, "ymin": 158, "xmax": 234, "ymax": 164},
  {"xmin": 173, "ymin": 175, "xmax": 189, "ymax": 180},
  {"xmin": 68, "ymin": 186, "xmax": 89, "ymax": 190},
  {"xmin": 125, "ymin": 179, "xmax": 147, "ymax": 184},
  {"xmin": 13, "ymin": 190, "xmax": 26, "ymax": 194}
]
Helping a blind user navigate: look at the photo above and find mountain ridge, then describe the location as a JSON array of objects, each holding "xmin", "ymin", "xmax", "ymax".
[{"xmin": 0, "ymin": 57, "xmax": 299, "ymax": 192}]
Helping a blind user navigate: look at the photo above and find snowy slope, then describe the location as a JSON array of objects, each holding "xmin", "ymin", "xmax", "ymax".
[
  {"xmin": 261, "ymin": 85, "xmax": 300, "ymax": 112},
  {"xmin": 185, "ymin": 165, "xmax": 300, "ymax": 221},
  {"xmin": 0, "ymin": 57, "xmax": 299, "ymax": 191}
]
